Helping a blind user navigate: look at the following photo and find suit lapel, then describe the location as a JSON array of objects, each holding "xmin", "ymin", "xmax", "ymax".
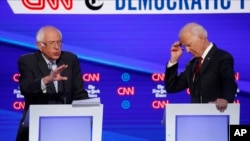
[
  {"xmin": 36, "ymin": 52, "xmax": 50, "ymax": 77},
  {"xmin": 187, "ymin": 58, "xmax": 197, "ymax": 88},
  {"xmin": 193, "ymin": 45, "xmax": 217, "ymax": 84},
  {"xmin": 192, "ymin": 59, "xmax": 199, "ymax": 85},
  {"xmin": 199, "ymin": 46, "xmax": 216, "ymax": 76}
]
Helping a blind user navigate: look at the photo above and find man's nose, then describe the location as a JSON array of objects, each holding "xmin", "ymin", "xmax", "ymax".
[{"xmin": 53, "ymin": 43, "xmax": 61, "ymax": 49}]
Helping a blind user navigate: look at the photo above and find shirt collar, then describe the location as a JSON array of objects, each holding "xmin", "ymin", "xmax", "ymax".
[
  {"xmin": 201, "ymin": 42, "xmax": 213, "ymax": 59},
  {"xmin": 41, "ymin": 53, "xmax": 56, "ymax": 64}
]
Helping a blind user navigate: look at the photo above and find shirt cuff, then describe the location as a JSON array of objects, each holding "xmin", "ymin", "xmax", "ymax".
[
  {"xmin": 167, "ymin": 61, "xmax": 177, "ymax": 68},
  {"xmin": 41, "ymin": 79, "xmax": 46, "ymax": 90}
]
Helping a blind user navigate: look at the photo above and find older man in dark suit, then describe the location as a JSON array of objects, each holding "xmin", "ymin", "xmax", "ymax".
[
  {"xmin": 165, "ymin": 22, "xmax": 237, "ymax": 112},
  {"xmin": 16, "ymin": 25, "xmax": 89, "ymax": 141}
]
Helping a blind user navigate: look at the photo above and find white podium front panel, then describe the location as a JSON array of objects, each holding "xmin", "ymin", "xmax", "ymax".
[
  {"xmin": 165, "ymin": 103, "xmax": 240, "ymax": 141},
  {"xmin": 29, "ymin": 104, "xmax": 103, "ymax": 141},
  {"xmin": 176, "ymin": 115, "xmax": 229, "ymax": 141},
  {"xmin": 39, "ymin": 116, "xmax": 92, "ymax": 141}
]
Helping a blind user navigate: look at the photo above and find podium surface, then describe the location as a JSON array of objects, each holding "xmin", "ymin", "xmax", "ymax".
[{"xmin": 29, "ymin": 104, "xmax": 103, "ymax": 141}]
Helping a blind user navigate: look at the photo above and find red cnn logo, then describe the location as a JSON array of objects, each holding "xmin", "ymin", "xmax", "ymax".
[
  {"xmin": 152, "ymin": 73, "xmax": 165, "ymax": 81},
  {"xmin": 82, "ymin": 73, "xmax": 100, "ymax": 82},
  {"xmin": 186, "ymin": 88, "xmax": 190, "ymax": 95},
  {"xmin": 152, "ymin": 100, "xmax": 169, "ymax": 109},
  {"xmin": 13, "ymin": 101, "xmax": 25, "ymax": 110},
  {"xmin": 235, "ymin": 72, "xmax": 239, "ymax": 81},
  {"xmin": 22, "ymin": 0, "xmax": 73, "ymax": 10},
  {"xmin": 117, "ymin": 87, "xmax": 135, "ymax": 96},
  {"xmin": 13, "ymin": 73, "xmax": 20, "ymax": 82}
]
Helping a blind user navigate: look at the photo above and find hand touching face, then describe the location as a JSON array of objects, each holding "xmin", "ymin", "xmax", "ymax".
[{"xmin": 170, "ymin": 41, "xmax": 183, "ymax": 63}]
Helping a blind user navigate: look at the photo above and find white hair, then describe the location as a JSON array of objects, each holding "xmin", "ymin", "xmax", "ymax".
[
  {"xmin": 36, "ymin": 26, "xmax": 62, "ymax": 42},
  {"xmin": 179, "ymin": 22, "xmax": 208, "ymax": 38}
]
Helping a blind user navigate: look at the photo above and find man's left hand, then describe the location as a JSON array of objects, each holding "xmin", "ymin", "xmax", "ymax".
[{"xmin": 215, "ymin": 98, "xmax": 228, "ymax": 112}]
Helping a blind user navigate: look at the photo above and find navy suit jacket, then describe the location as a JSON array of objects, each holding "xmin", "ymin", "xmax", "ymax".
[
  {"xmin": 18, "ymin": 51, "xmax": 89, "ymax": 116},
  {"xmin": 165, "ymin": 44, "xmax": 237, "ymax": 103}
]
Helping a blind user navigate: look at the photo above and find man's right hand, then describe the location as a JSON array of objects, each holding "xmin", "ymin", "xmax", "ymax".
[
  {"xmin": 43, "ymin": 64, "xmax": 68, "ymax": 85},
  {"xmin": 170, "ymin": 41, "xmax": 183, "ymax": 63}
]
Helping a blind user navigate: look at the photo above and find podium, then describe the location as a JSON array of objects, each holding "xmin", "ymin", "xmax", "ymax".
[
  {"xmin": 163, "ymin": 103, "xmax": 240, "ymax": 141},
  {"xmin": 27, "ymin": 104, "xmax": 103, "ymax": 141}
]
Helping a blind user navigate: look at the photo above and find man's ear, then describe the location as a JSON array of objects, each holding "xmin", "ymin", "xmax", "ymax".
[{"xmin": 36, "ymin": 42, "xmax": 43, "ymax": 51}]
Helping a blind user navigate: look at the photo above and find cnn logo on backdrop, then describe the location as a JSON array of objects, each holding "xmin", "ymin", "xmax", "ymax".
[{"xmin": 7, "ymin": 0, "xmax": 105, "ymax": 13}]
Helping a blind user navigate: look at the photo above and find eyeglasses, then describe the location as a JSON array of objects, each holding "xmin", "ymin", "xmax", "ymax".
[{"xmin": 41, "ymin": 40, "xmax": 63, "ymax": 47}]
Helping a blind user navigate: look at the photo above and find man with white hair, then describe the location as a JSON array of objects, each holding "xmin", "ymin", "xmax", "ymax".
[
  {"xmin": 16, "ymin": 25, "xmax": 89, "ymax": 141},
  {"xmin": 165, "ymin": 22, "xmax": 237, "ymax": 112}
]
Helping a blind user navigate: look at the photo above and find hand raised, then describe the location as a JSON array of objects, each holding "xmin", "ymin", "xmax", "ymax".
[
  {"xmin": 43, "ymin": 64, "xmax": 68, "ymax": 84},
  {"xmin": 50, "ymin": 64, "xmax": 68, "ymax": 81},
  {"xmin": 170, "ymin": 41, "xmax": 183, "ymax": 63}
]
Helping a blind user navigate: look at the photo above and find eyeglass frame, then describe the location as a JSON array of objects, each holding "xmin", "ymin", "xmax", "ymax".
[{"xmin": 40, "ymin": 40, "xmax": 63, "ymax": 47}]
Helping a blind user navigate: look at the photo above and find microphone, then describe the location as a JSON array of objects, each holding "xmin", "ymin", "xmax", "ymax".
[{"xmin": 62, "ymin": 79, "xmax": 67, "ymax": 104}]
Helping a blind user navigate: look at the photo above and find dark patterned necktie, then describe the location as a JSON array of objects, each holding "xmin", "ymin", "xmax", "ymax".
[
  {"xmin": 47, "ymin": 61, "xmax": 58, "ymax": 93},
  {"xmin": 48, "ymin": 61, "xmax": 55, "ymax": 72},
  {"xmin": 48, "ymin": 62, "xmax": 53, "ymax": 72},
  {"xmin": 194, "ymin": 57, "xmax": 203, "ymax": 76}
]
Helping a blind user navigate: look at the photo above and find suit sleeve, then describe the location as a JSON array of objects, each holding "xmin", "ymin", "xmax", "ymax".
[
  {"xmin": 164, "ymin": 63, "xmax": 189, "ymax": 93},
  {"xmin": 71, "ymin": 55, "xmax": 89, "ymax": 100},
  {"xmin": 219, "ymin": 53, "xmax": 238, "ymax": 102},
  {"xmin": 18, "ymin": 56, "xmax": 43, "ymax": 96}
]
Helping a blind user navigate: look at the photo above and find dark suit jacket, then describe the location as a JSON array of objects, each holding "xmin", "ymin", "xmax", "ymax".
[
  {"xmin": 18, "ymin": 51, "xmax": 89, "ymax": 118},
  {"xmin": 165, "ymin": 44, "xmax": 237, "ymax": 103}
]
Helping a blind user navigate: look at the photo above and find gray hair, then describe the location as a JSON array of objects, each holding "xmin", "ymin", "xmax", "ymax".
[
  {"xmin": 36, "ymin": 26, "xmax": 62, "ymax": 42},
  {"xmin": 179, "ymin": 22, "xmax": 208, "ymax": 38}
]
